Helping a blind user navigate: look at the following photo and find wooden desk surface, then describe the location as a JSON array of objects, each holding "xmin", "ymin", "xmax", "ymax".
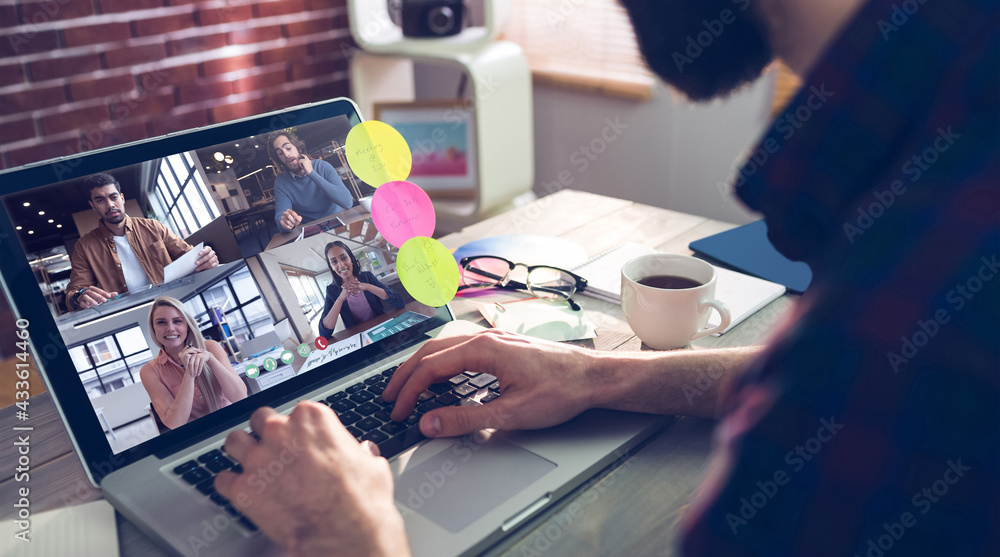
[
  {"xmin": 0, "ymin": 190, "xmax": 795, "ymax": 556},
  {"xmin": 263, "ymin": 205, "xmax": 371, "ymax": 251}
]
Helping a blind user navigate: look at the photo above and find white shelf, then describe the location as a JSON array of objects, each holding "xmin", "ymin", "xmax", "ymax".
[{"xmin": 349, "ymin": 0, "xmax": 509, "ymax": 55}]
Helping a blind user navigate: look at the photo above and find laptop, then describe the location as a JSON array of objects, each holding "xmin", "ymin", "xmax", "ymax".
[{"xmin": 0, "ymin": 98, "xmax": 671, "ymax": 556}]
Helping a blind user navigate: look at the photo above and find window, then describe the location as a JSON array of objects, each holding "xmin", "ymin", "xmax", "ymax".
[
  {"xmin": 284, "ymin": 269, "xmax": 326, "ymax": 322},
  {"xmin": 502, "ymin": 0, "xmax": 656, "ymax": 100},
  {"xmin": 186, "ymin": 266, "xmax": 273, "ymax": 346},
  {"xmin": 153, "ymin": 153, "xmax": 220, "ymax": 238},
  {"xmin": 71, "ymin": 326, "xmax": 153, "ymax": 397}
]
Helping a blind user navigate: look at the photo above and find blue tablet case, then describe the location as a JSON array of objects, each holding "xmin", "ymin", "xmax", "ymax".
[{"xmin": 689, "ymin": 220, "xmax": 813, "ymax": 293}]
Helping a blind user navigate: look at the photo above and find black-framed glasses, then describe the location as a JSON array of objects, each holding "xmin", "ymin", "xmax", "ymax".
[{"xmin": 458, "ymin": 256, "xmax": 588, "ymax": 311}]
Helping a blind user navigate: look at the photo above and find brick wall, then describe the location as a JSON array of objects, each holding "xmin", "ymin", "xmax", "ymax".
[{"xmin": 0, "ymin": 0, "xmax": 356, "ymax": 170}]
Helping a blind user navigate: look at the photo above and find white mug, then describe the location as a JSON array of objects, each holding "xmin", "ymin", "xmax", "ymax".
[{"xmin": 621, "ymin": 254, "xmax": 732, "ymax": 349}]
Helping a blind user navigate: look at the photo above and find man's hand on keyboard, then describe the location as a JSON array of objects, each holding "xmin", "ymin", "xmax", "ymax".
[
  {"xmin": 383, "ymin": 329, "xmax": 600, "ymax": 438},
  {"xmin": 215, "ymin": 402, "xmax": 411, "ymax": 557}
]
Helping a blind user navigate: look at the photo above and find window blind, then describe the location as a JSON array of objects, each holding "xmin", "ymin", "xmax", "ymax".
[{"xmin": 501, "ymin": 0, "xmax": 656, "ymax": 100}]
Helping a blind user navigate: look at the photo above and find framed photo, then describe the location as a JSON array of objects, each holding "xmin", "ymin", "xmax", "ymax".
[{"xmin": 373, "ymin": 99, "xmax": 477, "ymax": 198}]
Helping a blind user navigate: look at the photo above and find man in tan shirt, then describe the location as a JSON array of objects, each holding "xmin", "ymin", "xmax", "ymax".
[{"xmin": 66, "ymin": 173, "xmax": 219, "ymax": 310}]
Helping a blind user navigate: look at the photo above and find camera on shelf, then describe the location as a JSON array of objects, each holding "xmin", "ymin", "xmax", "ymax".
[{"xmin": 389, "ymin": 0, "xmax": 465, "ymax": 38}]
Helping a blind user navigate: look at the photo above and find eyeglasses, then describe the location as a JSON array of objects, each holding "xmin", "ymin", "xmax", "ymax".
[{"xmin": 458, "ymin": 255, "xmax": 588, "ymax": 311}]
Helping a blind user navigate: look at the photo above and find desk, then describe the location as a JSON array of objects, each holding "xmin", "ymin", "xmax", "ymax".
[
  {"xmin": 264, "ymin": 205, "xmax": 371, "ymax": 251},
  {"xmin": 0, "ymin": 190, "xmax": 796, "ymax": 556}
]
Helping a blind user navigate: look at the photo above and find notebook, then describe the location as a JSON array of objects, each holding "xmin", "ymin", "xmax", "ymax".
[
  {"xmin": 574, "ymin": 243, "xmax": 786, "ymax": 335},
  {"xmin": 0, "ymin": 98, "xmax": 669, "ymax": 557}
]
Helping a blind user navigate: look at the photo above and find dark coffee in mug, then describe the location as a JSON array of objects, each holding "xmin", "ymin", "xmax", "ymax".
[{"xmin": 637, "ymin": 274, "xmax": 703, "ymax": 290}]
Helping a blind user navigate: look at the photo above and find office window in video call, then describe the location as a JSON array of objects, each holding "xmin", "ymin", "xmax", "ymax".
[{"xmin": 1, "ymin": 113, "xmax": 437, "ymax": 453}]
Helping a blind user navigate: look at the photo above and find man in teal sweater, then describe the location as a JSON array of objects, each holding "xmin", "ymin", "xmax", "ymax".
[{"xmin": 267, "ymin": 131, "xmax": 354, "ymax": 232}]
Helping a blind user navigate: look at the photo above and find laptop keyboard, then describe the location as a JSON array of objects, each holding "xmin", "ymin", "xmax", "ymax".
[{"xmin": 170, "ymin": 365, "xmax": 502, "ymax": 533}]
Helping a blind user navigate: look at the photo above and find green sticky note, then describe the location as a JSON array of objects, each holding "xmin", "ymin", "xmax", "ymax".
[{"xmin": 397, "ymin": 237, "xmax": 460, "ymax": 307}]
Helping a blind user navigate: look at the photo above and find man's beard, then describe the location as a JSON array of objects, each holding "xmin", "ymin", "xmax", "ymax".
[
  {"xmin": 105, "ymin": 209, "xmax": 125, "ymax": 224},
  {"xmin": 619, "ymin": 0, "xmax": 773, "ymax": 101}
]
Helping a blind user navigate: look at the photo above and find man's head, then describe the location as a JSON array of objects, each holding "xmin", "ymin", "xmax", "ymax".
[
  {"xmin": 267, "ymin": 131, "xmax": 308, "ymax": 174},
  {"xmin": 619, "ymin": 0, "xmax": 773, "ymax": 101},
  {"xmin": 82, "ymin": 173, "xmax": 125, "ymax": 225}
]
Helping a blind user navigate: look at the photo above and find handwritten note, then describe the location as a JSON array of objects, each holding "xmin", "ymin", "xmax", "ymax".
[
  {"xmin": 345, "ymin": 121, "xmax": 412, "ymax": 188},
  {"xmin": 397, "ymin": 237, "xmax": 459, "ymax": 307},
  {"xmin": 371, "ymin": 181, "xmax": 436, "ymax": 248}
]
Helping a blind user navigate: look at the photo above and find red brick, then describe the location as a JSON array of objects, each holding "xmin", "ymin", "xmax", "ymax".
[
  {"xmin": 62, "ymin": 22, "xmax": 131, "ymax": 47},
  {"xmin": 99, "ymin": 0, "xmax": 164, "ymax": 14},
  {"xmin": 68, "ymin": 74, "xmax": 136, "ymax": 101},
  {"xmin": 104, "ymin": 43, "xmax": 167, "ymax": 68},
  {"xmin": 259, "ymin": 44, "xmax": 309, "ymax": 65},
  {"xmin": 133, "ymin": 13, "xmax": 195, "ymax": 37},
  {"xmin": 201, "ymin": 53, "xmax": 257, "ymax": 77},
  {"xmin": 4, "ymin": 118, "xmax": 37, "ymax": 144},
  {"xmin": 157, "ymin": 62, "xmax": 199, "ymax": 83},
  {"xmin": 20, "ymin": 0, "xmax": 95, "ymax": 23},
  {"xmin": 210, "ymin": 97, "xmax": 264, "ymax": 123},
  {"xmin": 284, "ymin": 18, "xmax": 334, "ymax": 37},
  {"xmin": 0, "ymin": 6, "xmax": 19, "ymax": 28},
  {"xmin": 30, "ymin": 54, "xmax": 102, "ymax": 81},
  {"xmin": 168, "ymin": 33, "xmax": 227, "ymax": 55},
  {"xmin": 233, "ymin": 68, "xmax": 287, "ymax": 94},
  {"xmin": 177, "ymin": 80, "xmax": 232, "ymax": 104},
  {"xmin": 0, "ymin": 62, "xmax": 26, "ymax": 86},
  {"xmin": 109, "ymin": 87, "xmax": 176, "ymax": 120},
  {"xmin": 256, "ymin": 0, "xmax": 306, "ymax": 17},
  {"xmin": 310, "ymin": 77, "xmax": 348, "ymax": 98},
  {"xmin": 102, "ymin": 117, "xmax": 151, "ymax": 144},
  {"xmin": 6, "ymin": 137, "xmax": 84, "ymax": 168},
  {"xmin": 0, "ymin": 85, "xmax": 66, "ymax": 115},
  {"xmin": 0, "ymin": 29, "xmax": 59, "ymax": 56},
  {"xmin": 307, "ymin": 36, "xmax": 349, "ymax": 56},
  {"xmin": 290, "ymin": 55, "xmax": 346, "ymax": 81},
  {"xmin": 196, "ymin": 5, "xmax": 254, "ymax": 26},
  {"xmin": 304, "ymin": 0, "xmax": 346, "ymax": 9},
  {"xmin": 40, "ymin": 105, "xmax": 111, "ymax": 135},
  {"xmin": 228, "ymin": 24, "xmax": 284, "ymax": 45},
  {"xmin": 165, "ymin": 0, "xmax": 200, "ymax": 4},
  {"xmin": 267, "ymin": 87, "xmax": 318, "ymax": 110},
  {"xmin": 149, "ymin": 108, "xmax": 208, "ymax": 135}
]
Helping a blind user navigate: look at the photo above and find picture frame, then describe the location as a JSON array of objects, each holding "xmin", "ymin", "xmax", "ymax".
[{"xmin": 373, "ymin": 99, "xmax": 477, "ymax": 199}]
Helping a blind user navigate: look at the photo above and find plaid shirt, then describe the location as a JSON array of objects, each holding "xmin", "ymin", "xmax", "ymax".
[{"xmin": 681, "ymin": 0, "xmax": 999, "ymax": 556}]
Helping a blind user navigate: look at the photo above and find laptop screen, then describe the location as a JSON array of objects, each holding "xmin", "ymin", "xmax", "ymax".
[{"xmin": 0, "ymin": 99, "xmax": 451, "ymax": 472}]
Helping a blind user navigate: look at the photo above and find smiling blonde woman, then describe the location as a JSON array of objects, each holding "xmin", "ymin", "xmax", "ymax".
[{"xmin": 139, "ymin": 297, "xmax": 247, "ymax": 429}]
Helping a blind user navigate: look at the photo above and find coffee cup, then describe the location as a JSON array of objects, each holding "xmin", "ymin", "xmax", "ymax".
[{"xmin": 621, "ymin": 254, "xmax": 731, "ymax": 349}]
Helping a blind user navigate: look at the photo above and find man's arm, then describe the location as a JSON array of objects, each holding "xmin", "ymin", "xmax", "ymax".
[
  {"xmin": 65, "ymin": 242, "xmax": 118, "ymax": 310},
  {"xmin": 273, "ymin": 179, "xmax": 298, "ymax": 232},
  {"xmin": 383, "ymin": 330, "xmax": 764, "ymax": 437},
  {"xmin": 309, "ymin": 159, "xmax": 353, "ymax": 210}
]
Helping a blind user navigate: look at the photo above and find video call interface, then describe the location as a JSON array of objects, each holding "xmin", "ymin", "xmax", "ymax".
[{"xmin": 1, "ymin": 112, "xmax": 437, "ymax": 454}]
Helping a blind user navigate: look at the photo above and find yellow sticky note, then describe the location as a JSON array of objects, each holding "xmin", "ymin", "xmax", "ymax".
[
  {"xmin": 345, "ymin": 121, "xmax": 412, "ymax": 188},
  {"xmin": 397, "ymin": 237, "xmax": 460, "ymax": 307}
]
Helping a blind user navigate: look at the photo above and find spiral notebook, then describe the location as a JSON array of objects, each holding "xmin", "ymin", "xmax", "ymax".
[{"xmin": 573, "ymin": 243, "xmax": 786, "ymax": 335}]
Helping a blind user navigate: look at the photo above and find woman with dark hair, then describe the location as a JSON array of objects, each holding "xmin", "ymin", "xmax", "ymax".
[{"xmin": 318, "ymin": 241, "xmax": 405, "ymax": 339}]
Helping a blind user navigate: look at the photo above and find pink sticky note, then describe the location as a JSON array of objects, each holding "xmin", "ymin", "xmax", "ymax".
[{"xmin": 371, "ymin": 181, "xmax": 436, "ymax": 248}]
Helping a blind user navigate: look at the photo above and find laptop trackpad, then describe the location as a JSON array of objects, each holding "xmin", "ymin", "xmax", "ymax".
[{"xmin": 395, "ymin": 436, "xmax": 557, "ymax": 533}]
